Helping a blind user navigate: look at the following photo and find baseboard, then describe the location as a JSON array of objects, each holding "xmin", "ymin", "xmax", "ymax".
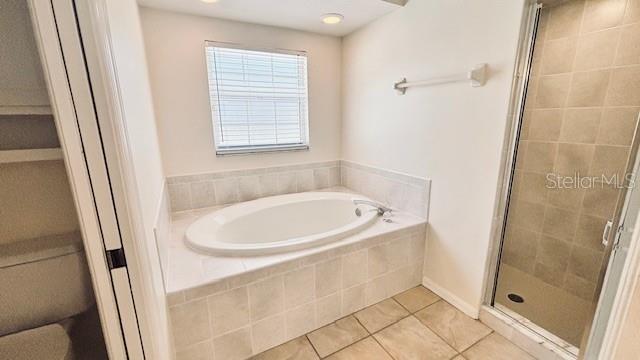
[{"xmin": 422, "ymin": 276, "xmax": 479, "ymax": 319}]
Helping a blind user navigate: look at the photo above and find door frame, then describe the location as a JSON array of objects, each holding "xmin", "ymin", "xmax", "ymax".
[{"xmin": 28, "ymin": 1, "xmax": 145, "ymax": 358}]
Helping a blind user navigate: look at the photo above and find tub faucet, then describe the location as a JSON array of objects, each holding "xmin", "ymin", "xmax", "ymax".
[{"xmin": 353, "ymin": 199, "xmax": 392, "ymax": 216}]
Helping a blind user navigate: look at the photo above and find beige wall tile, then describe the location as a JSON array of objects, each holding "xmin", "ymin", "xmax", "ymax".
[
  {"xmin": 509, "ymin": 200, "xmax": 546, "ymax": 232},
  {"xmin": 542, "ymin": 207, "xmax": 579, "ymax": 241},
  {"xmin": 386, "ymin": 238, "xmax": 410, "ymax": 271},
  {"xmin": 317, "ymin": 293, "xmax": 342, "ymax": 327},
  {"xmin": 313, "ymin": 168, "xmax": 330, "ymax": 189},
  {"xmin": 615, "ymin": 23, "xmax": 640, "ymax": 65},
  {"xmin": 258, "ymin": 174, "xmax": 279, "ymax": 197},
  {"xmin": 575, "ymin": 214, "xmax": 609, "ymax": 250},
  {"xmin": 501, "ymin": 226, "xmax": 540, "ymax": 274},
  {"xmin": 277, "ymin": 172, "xmax": 298, "ymax": 194},
  {"xmin": 536, "ymin": 74, "xmax": 571, "ymax": 108},
  {"xmin": 214, "ymin": 178, "xmax": 239, "ymax": 205},
  {"xmin": 522, "ymin": 141, "xmax": 557, "ymax": 173},
  {"xmin": 169, "ymin": 299, "xmax": 212, "ymax": 350},
  {"xmin": 534, "ymin": 262, "xmax": 567, "ymax": 287},
  {"xmin": 597, "ymin": 107, "xmax": 640, "ymax": 145},
  {"xmin": 342, "ymin": 250, "xmax": 368, "ymax": 289},
  {"xmin": 581, "ymin": 0, "xmax": 627, "ymax": 32},
  {"xmin": 296, "ymin": 170, "xmax": 315, "ymax": 192},
  {"xmin": 368, "ymin": 244, "xmax": 390, "ymax": 279},
  {"xmin": 567, "ymin": 70, "xmax": 611, "ymax": 107},
  {"xmin": 605, "ymin": 66, "xmax": 640, "ymax": 106},
  {"xmin": 536, "ymin": 235, "xmax": 572, "ymax": 272},
  {"xmin": 208, "ymin": 286, "xmax": 250, "ymax": 336},
  {"xmin": 582, "ymin": 185, "xmax": 621, "ymax": 217},
  {"xmin": 238, "ymin": 176, "xmax": 260, "ymax": 202},
  {"xmin": 316, "ymin": 258, "xmax": 342, "ymax": 298},
  {"xmin": 554, "ymin": 143, "xmax": 595, "ymax": 175},
  {"xmin": 285, "ymin": 266, "xmax": 315, "ymax": 309},
  {"xmin": 546, "ymin": 0, "xmax": 586, "ymax": 40},
  {"xmin": 589, "ymin": 145, "xmax": 630, "ymax": 179},
  {"xmin": 528, "ymin": 109, "xmax": 563, "ymax": 141},
  {"xmin": 546, "ymin": 184, "xmax": 585, "ymax": 210},
  {"xmin": 564, "ymin": 273, "xmax": 597, "ymax": 301},
  {"xmin": 365, "ymin": 276, "xmax": 389, "ymax": 306},
  {"xmin": 190, "ymin": 181, "xmax": 216, "ymax": 209},
  {"xmin": 249, "ymin": 275, "xmax": 285, "ymax": 321},
  {"xmin": 342, "ymin": 284, "xmax": 366, "ymax": 315},
  {"xmin": 560, "ymin": 108, "xmax": 601, "ymax": 143},
  {"xmin": 575, "ymin": 28, "xmax": 620, "ymax": 70},
  {"xmin": 175, "ymin": 340, "xmax": 214, "ymax": 360},
  {"xmin": 568, "ymin": 245, "xmax": 604, "ymax": 281},
  {"xmin": 517, "ymin": 172, "xmax": 549, "ymax": 204},
  {"xmin": 286, "ymin": 302, "xmax": 317, "ymax": 339},
  {"xmin": 213, "ymin": 327, "xmax": 253, "ymax": 360},
  {"xmin": 541, "ymin": 38, "xmax": 577, "ymax": 75},
  {"xmin": 252, "ymin": 314, "xmax": 286, "ymax": 354},
  {"xmin": 408, "ymin": 233, "xmax": 426, "ymax": 264}
]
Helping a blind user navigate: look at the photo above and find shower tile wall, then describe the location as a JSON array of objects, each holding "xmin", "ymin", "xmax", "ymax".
[{"xmin": 503, "ymin": 0, "xmax": 640, "ymax": 304}]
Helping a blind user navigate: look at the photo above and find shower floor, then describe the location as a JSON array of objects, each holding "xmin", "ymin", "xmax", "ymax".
[{"xmin": 495, "ymin": 264, "xmax": 592, "ymax": 348}]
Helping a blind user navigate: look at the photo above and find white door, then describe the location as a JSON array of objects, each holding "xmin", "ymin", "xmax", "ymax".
[{"xmin": 28, "ymin": 1, "xmax": 145, "ymax": 358}]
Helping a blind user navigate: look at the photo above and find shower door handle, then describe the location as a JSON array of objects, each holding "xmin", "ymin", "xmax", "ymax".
[{"xmin": 602, "ymin": 220, "xmax": 614, "ymax": 247}]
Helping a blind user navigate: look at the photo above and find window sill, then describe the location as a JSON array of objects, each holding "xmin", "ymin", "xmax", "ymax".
[{"xmin": 216, "ymin": 144, "xmax": 309, "ymax": 156}]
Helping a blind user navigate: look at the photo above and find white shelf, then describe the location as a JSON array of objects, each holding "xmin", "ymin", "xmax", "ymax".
[
  {"xmin": 0, "ymin": 106, "xmax": 52, "ymax": 115},
  {"xmin": 0, "ymin": 148, "xmax": 64, "ymax": 164}
]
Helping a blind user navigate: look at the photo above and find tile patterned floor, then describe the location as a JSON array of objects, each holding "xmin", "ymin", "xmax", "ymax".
[{"xmin": 251, "ymin": 286, "xmax": 537, "ymax": 360}]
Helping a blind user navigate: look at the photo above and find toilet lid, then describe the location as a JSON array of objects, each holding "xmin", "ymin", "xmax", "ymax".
[{"xmin": 0, "ymin": 324, "xmax": 72, "ymax": 360}]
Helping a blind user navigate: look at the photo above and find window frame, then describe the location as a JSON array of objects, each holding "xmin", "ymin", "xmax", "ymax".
[{"xmin": 204, "ymin": 41, "xmax": 310, "ymax": 156}]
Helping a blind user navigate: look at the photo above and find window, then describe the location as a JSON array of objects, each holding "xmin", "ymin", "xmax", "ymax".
[{"xmin": 205, "ymin": 42, "xmax": 309, "ymax": 155}]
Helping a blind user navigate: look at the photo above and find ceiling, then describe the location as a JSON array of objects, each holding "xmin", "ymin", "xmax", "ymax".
[{"xmin": 137, "ymin": 0, "xmax": 406, "ymax": 36}]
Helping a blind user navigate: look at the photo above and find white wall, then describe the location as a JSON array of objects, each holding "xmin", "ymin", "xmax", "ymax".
[
  {"xmin": 100, "ymin": 1, "xmax": 170, "ymax": 358},
  {"xmin": 139, "ymin": 7, "xmax": 343, "ymax": 177},
  {"xmin": 342, "ymin": 0, "xmax": 525, "ymax": 315}
]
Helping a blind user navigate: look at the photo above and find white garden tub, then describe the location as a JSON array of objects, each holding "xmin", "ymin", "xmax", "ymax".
[{"xmin": 185, "ymin": 192, "xmax": 380, "ymax": 256}]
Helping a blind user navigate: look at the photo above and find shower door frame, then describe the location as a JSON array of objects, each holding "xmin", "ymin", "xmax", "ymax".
[{"xmin": 483, "ymin": 1, "xmax": 640, "ymax": 359}]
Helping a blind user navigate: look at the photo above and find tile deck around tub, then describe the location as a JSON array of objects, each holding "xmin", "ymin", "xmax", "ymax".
[
  {"xmin": 252, "ymin": 286, "xmax": 538, "ymax": 360},
  {"xmin": 165, "ymin": 188, "xmax": 425, "ymax": 295}
]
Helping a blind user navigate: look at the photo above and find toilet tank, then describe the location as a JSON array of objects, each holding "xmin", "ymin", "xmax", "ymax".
[{"xmin": 0, "ymin": 232, "xmax": 95, "ymax": 336}]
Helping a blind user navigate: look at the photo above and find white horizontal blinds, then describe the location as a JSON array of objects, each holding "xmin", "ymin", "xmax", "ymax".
[{"xmin": 206, "ymin": 44, "xmax": 309, "ymax": 151}]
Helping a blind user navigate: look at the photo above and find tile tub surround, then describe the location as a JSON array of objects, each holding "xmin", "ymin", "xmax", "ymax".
[
  {"xmin": 165, "ymin": 206, "xmax": 426, "ymax": 358},
  {"xmin": 166, "ymin": 160, "xmax": 431, "ymax": 219}
]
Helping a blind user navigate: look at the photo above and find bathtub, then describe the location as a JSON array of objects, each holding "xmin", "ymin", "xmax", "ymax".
[{"xmin": 185, "ymin": 192, "xmax": 380, "ymax": 256}]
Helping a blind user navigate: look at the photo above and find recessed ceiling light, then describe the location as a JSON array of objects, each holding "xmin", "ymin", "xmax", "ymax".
[
  {"xmin": 321, "ymin": 13, "xmax": 344, "ymax": 25},
  {"xmin": 201, "ymin": 0, "xmax": 219, "ymax": 3}
]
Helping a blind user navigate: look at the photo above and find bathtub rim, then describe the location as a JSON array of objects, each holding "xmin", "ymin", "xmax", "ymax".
[{"xmin": 184, "ymin": 191, "xmax": 380, "ymax": 256}]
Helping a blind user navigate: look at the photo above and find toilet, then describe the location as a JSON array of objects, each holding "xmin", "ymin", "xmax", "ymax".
[{"xmin": 0, "ymin": 233, "xmax": 95, "ymax": 360}]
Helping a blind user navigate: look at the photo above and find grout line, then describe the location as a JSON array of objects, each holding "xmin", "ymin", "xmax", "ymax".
[
  {"xmin": 305, "ymin": 334, "xmax": 323, "ymax": 359},
  {"xmin": 370, "ymin": 334, "xmax": 398, "ymax": 360}
]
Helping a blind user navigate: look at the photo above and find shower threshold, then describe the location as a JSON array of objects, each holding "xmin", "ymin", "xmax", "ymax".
[{"xmin": 480, "ymin": 305, "xmax": 578, "ymax": 360}]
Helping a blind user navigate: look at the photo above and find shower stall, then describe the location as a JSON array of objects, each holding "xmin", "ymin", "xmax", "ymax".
[{"xmin": 488, "ymin": 0, "xmax": 640, "ymax": 358}]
